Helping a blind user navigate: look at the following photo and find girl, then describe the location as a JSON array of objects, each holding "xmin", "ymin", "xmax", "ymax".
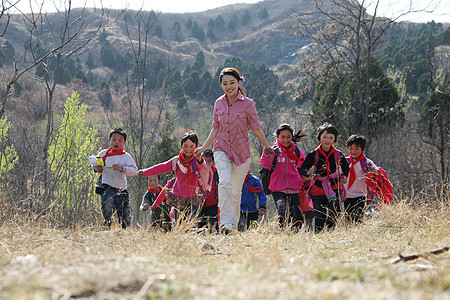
[
  {"xmin": 299, "ymin": 123, "xmax": 349, "ymax": 233},
  {"xmin": 260, "ymin": 123, "xmax": 307, "ymax": 230},
  {"xmin": 194, "ymin": 67, "xmax": 275, "ymax": 234},
  {"xmin": 344, "ymin": 134, "xmax": 378, "ymax": 223},
  {"xmin": 138, "ymin": 132, "xmax": 207, "ymax": 222}
]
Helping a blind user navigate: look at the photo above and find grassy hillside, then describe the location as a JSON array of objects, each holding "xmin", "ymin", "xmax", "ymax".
[{"xmin": 0, "ymin": 200, "xmax": 448, "ymax": 299}]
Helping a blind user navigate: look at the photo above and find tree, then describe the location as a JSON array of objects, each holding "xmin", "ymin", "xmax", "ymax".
[
  {"xmin": 215, "ymin": 15, "xmax": 225, "ymax": 29},
  {"xmin": 86, "ymin": 51, "xmax": 95, "ymax": 69},
  {"xmin": 241, "ymin": 11, "xmax": 252, "ymax": 26},
  {"xmin": 258, "ymin": 8, "xmax": 268, "ymax": 19},
  {"xmin": 195, "ymin": 51, "xmax": 205, "ymax": 69},
  {"xmin": 227, "ymin": 15, "xmax": 238, "ymax": 31},
  {"xmin": 192, "ymin": 21, "xmax": 205, "ymax": 41},
  {"xmin": 0, "ymin": 116, "xmax": 17, "ymax": 180},
  {"xmin": 418, "ymin": 73, "xmax": 449, "ymax": 187},
  {"xmin": 312, "ymin": 58, "xmax": 404, "ymax": 140},
  {"xmin": 293, "ymin": 0, "xmax": 415, "ymax": 141},
  {"xmin": 101, "ymin": 40, "xmax": 116, "ymax": 68},
  {"xmin": 48, "ymin": 92, "xmax": 99, "ymax": 226}
]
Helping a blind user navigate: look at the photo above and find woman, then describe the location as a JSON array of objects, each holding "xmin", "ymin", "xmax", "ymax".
[{"xmin": 195, "ymin": 67, "xmax": 275, "ymax": 234}]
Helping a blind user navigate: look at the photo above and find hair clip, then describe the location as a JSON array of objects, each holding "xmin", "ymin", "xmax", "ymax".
[{"xmin": 239, "ymin": 76, "xmax": 245, "ymax": 83}]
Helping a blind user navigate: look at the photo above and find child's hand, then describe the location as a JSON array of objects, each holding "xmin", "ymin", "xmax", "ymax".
[
  {"xmin": 341, "ymin": 176, "xmax": 347, "ymax": 184},
  {"xmin": 306, "ymin": 166, "xmax": 316, "ymax": 176},
  {"xmin": 195, "ymin": 151, "xmax": 203, "ymax": 162},
  {"xmin": 258, "ymin": 207, "xmax": 266, "ymax": 215},
  {"xmin": 93, "ymin": 166, "xmax": 103, "ymax": 173},
  {"xmin": 112, "ymin": 164, "xmax": 123, "ymax": 172},
  {"xmin": 138, "ymin": 170, "xmax": 144, "ymax": 176},
  {"xmin": 264, "ymin": 147, "xmax": 276, "ymax": 156},
  {"xmin": 368, "ymin": 166, "xmax": 378, "ymax": 174}
]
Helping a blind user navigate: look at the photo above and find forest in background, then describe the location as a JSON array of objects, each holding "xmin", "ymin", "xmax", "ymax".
[{"xmin": 0, "ymin": 0, "xmax": 448, "ymax": 228}]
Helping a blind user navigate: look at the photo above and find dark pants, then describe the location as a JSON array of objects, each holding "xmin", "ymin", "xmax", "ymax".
[
  {"xmin": 311, "ymin": 190, "xmax": 341, "ymax": 233},
  {"xmin": 101, "ymin": 186, "xmax": 131, "ymax": 228},
  {"xmin": 238, "ymin": 211, "xmax": 259, "ymax": 231},
  {"xmin": 344, "ymin": 196, "xmax": 366, "ymax": 224},
  {"xmin": 272, "ymin": 192, "xmax": 302, "ymax": 229},
  {"xmin": 174, "ymin": 205, "xmax": 199, "ymax": 224},
  {"xmin": 197, "ymin": 204, "xmax": 219, "ymax": 232}
]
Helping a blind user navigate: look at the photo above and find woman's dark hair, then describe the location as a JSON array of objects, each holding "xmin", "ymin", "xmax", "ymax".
[
  {"xmin": 316, "ymin": 123, "xmax": 338, "ymax": 142},
  {"xmin": 109, "ymin": 128, "xmax": 127, "ymax": 142},
  {"xmin": 276, "ymin": 123, "xmax": 309, "ymax": 143},
  {"xmin": 346, "ymin": 134, "xmax": 367, "ymax": 151},
  {"xmin": 219, "ymin": 67, "xmax": 247, "ymax": 96},
  {"xmin": 180, "ymin": 132, "xmax": 199, "ymax": 147}
]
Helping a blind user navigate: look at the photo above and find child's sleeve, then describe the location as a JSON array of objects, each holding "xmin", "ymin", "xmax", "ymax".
[
  {"xmin": 122, "ymin": 154, "xmax": 138, "ymax": 176},
  {"xmin": 340, "ymin": 153, "xmax": 350, "ymax": 177},
  {"xmin": 296, "ymin": 149, "xmax": 306, "ymax": 168},
  {"xmin": 151, "ymin": 192, "xmax": 166, "ymax": 209},
  {"xmin": 299, "ymin": 151, "xmax": 314, "ymax": 176},
  {"xmin": 141, "ymin": 157, "xmax": 174, "ymax": 176},
  {"xmin": 255, "ymin": 179, "xmax": 267, "ymax": 208},
  {"xmin": 260, "ymin": 152, "xmax": 275, "ymax": 169}
]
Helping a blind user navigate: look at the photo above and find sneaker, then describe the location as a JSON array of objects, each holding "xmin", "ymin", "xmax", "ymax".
[{"xmin": 220, "ymin": 224, "xmax": 233, "ymax": 235}]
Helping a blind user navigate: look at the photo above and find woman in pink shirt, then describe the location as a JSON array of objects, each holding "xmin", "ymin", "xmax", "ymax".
[
  {"xmin": 195, "ymin": 67, "xmax": 275, "ymax": 234},
  {"xmin": 138, "ymin": 132, "xmax": 207, "ymax": 222}
]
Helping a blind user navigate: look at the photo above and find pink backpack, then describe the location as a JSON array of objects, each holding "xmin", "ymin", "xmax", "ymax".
[{"xmin": 172, "ymin": 157, "xmax": 213, "ymax": 198}]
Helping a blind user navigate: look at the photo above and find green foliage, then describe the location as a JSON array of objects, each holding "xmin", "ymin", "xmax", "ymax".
[
  {"xmin": 215, "ymin": 15, "xmax": 225, "ymax": 29},
  {"xmin": 149, "ymin": 113, "xmax": 179, "ymax": 170},
  {"xmin": 192, "ymin": 21, "xmax": 205, "ymax": 41},
  {"xmin": 100, "ymin": 40, "xmax": 115, "ymax": 68},
  {"xmin": 0, "ymin": 117, "xmax": 18, "ymax": 179},
  {"xmin": 195, "ymin": 52, "xmax": 205, "ymax": 69},
  {"xmin": 98, "ymin": 29, "xmax": 108, "ymax": 45},
  {"xmin": 258, "ymin": 8, "xmax": 268, "ymax": 19},
  {"xmin": 208, "ymin": 19, "xmax": 215, "ymax": 29},
  {"xmin": 185, "ymin": 18, "xmax": 193, "ymax": 29},
  {"xmin": 48, "ymin": 92, "xmax": 99, "ymax": 223},
  {"xmin": 74, "ymin": 70, "xmax": 88, "ymax": 83},
  {"xmin": 381, "ymin": 22, "xmax": 448, "ymax": 98},
  {"xmin": 0, "ymin": 41, "xmax": 15, "ymax": 67},
  {"xmin": 86, "ymin": 52, "xmax": 95, "ymax": 69},
  {"xmin": 56, "ymin": 67, "xmax": 72, "ymax": 85},
  {"xmin": 207, "ymin": 27, "xmax": 216, "ymax": 42},
  {"xmin": 241, "ymin": 11, "xmax": 252, "ymax": 26},
  {"xmin": 312, "ymin": 58, "xmax": 404, "ymax": 140},
  {"xmin": 227, "ymin": 15, "xmax": 238, "ymax": 31}
]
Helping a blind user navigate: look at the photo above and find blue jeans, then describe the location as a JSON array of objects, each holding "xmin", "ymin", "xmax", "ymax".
[{"xmin": 101, "ymin": 185, "xmax": 131, "ymax": 228}]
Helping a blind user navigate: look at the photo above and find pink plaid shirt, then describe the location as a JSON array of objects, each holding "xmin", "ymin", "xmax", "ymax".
[{"xmin": 212, "ymin": 92, "xmax": 261, "ymax": 165}]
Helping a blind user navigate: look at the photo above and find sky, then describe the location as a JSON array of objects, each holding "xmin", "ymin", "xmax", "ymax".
[{"xmin": 10, "ymin": 0, "xmax": 450, "ymax": 23}]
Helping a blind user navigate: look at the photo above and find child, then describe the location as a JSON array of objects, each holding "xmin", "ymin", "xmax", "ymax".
[
  {"xmin": 197, "ymin": 150, "xmax": 219, "ymax": 232},
  {"xmin": 238, "ymin": 169, "xmax": 267, "ymax": 231},
  {"xmin": 260, "ymin": 123, "xmax": 307, "ymax": 230},
  {"xmin": 195, "ymin": 67, "xmax": 275, "ymax": 234},
  {"xmin": 140, "ymin": 175, "xmax": 171, "ymax": 229},
  {"xmin": 138, "ymin": 132, "xmax": 208, "ymax": 223},
  {"xmin": 344, "ymin": 134, "xmax": 393, "ymax": 222},
  {"xmin": 93, "ymin": 128, "xmax": 138, "ymax": 228},
  {"xmin": 299, "ymin": 123, "xmax": 349, "ymax": 233}
]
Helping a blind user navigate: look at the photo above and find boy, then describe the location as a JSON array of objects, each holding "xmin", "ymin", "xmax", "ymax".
[
  {"xmin": 140, "ymin": 175, "xmax": 171, "ymax": 230},
  {"xmin": 93, "ymin": 128, "xmax": 137, "ymax": 228},
  {"xmin": 238, "ymin": 170, "xmax": 267, "ymax": 231},
  {"xmin": 344, "ymin": 135, "xmax": 378, "ymax": 223},
  {"xmin": 197, "ymin": 149, "xmax": 219, "ymax": 232}
]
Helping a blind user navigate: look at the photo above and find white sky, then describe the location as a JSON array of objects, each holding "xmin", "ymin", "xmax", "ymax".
[{"xmin": 10, "ymin": 0, "xmax": 450, "ymax": 23}]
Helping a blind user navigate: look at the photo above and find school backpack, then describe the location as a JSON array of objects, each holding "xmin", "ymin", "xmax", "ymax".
[
  {"xmin": 171, "ymin": 157, "xmax": 213, "ymax": 198},
  {"xmin": 259, "ymin": 145, "xmax": 301, "ymax": 195}
]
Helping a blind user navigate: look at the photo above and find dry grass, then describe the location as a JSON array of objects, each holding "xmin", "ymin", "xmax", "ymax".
[{"xmin": 0, "ymin": 200, "xmax": 449, "ymax": 300}]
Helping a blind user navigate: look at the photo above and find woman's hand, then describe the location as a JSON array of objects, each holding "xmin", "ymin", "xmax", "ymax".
[
  {"xmin": 263, "ymin": 147, "xmax": 276, "ymax": 156},
  {"xmin": 194, "ymin": 146, "xmax": 204, "ymax": 157},
  {"xmin": 138, "ymin": 170, "xmax": 144, "ymax": 176}
]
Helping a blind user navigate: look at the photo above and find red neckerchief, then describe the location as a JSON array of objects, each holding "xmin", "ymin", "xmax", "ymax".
[
  {"xmin": 277, "ymin": 140, "xmax": 300, "ymax": 161},
  {"xmin": 317, "ymin": 145, "xmax": 336, "ymax": 179},
  {"xmin": 211, "ymin": 165, "xmax": 217, "ymax": 173},
  {"xmin": 148, "ymin": 185, "xmax": 163, "ymax": 194},
  {"xmin": 348, "ymin": 154, "xmax": 366, "ymax": 189},
  {"xmin": 102, "ymin": 147, "xmax": 126, "ymax": 163},
  {"xmin": 244, "ymin": 174, "xmax": 263, "ymax": 193},
  {"xmin": 178, "ymin": 150, "xmax": 195, "ymax": 177}
]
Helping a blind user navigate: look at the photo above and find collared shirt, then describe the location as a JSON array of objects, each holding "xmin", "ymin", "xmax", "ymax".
[{"xmin": 212, "ymin": 92, "xmax": 261, "ymax": 165}]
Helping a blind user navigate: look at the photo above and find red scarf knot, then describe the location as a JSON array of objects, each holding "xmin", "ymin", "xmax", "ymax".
[{"xmin": 348, "ymin": 154, "xmax": 366, "ymax": 189}]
